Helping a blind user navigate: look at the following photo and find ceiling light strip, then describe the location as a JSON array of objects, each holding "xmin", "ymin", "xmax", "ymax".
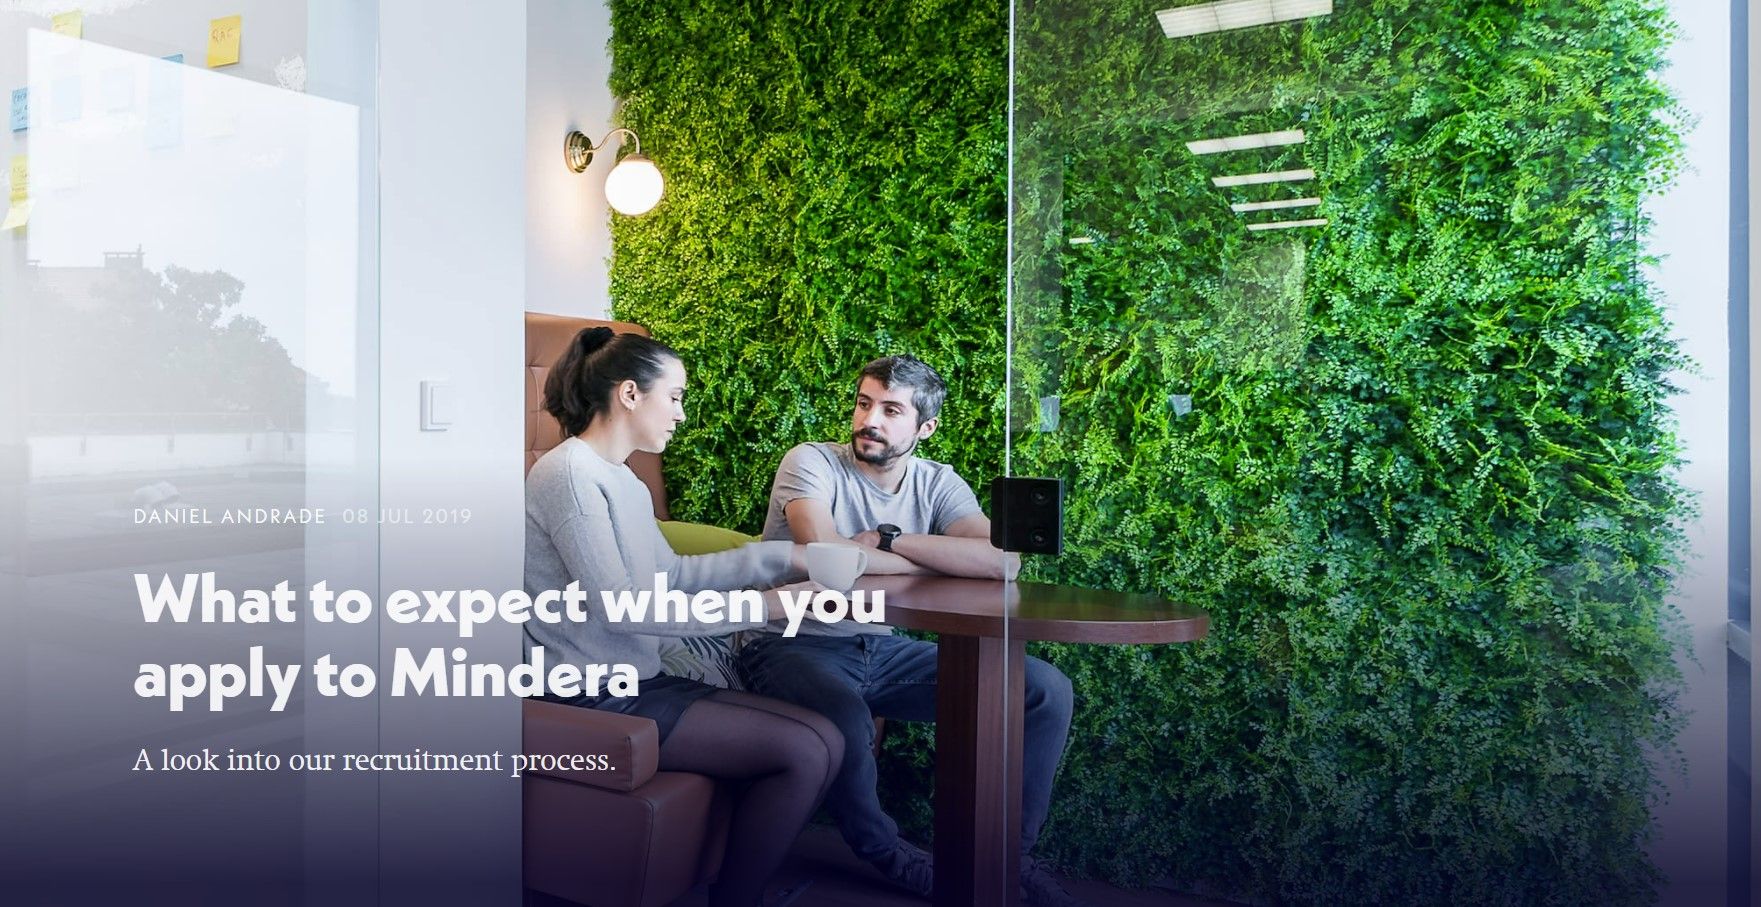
[
  {"xmin": 1156, "ymin": 0, "xmax": 1334, "ymax": 39},
  {"xmin": 1246, "ymin": 217, "xmax": 1329, "ymax": 231},
  {"xmin": 1230, "ymin": 196, "xmax": 1322, "ymax": 213},
  {"xmin": 1211, "ymin": 168, "xmax": 1315, "ymax": 187},
  {"xmin": 1185, "ymin": 129, "xmax": 1306, "ymax": 155}
]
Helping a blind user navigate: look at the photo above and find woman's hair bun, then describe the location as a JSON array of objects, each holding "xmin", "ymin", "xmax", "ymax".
[{"xmin": 576, "ymin": 326, "xmax": 616, "ymax": 356}]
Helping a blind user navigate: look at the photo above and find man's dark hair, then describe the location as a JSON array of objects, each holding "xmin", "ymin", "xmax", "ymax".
[
  {"xmin": 858, "ymin": 355, "xmax": 947, "ymax": 426},
  {"xmin": 544, "ymin": 326, "xmax": 679, "ymax": 437}
]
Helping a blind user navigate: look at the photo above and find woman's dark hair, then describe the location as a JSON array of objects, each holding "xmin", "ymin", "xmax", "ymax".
[{"xmin": 543, "ymin": 327, "xmax": 680, "ymax": 437}]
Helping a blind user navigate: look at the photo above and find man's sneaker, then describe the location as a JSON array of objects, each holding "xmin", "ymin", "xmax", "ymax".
[
  {"xmin": 1022, "ymin": 858, "xmax": 1086, "ymax": 907},
  {"xmin": 869, "ymin": 838, "xmax": 934, "ymax": 899}
]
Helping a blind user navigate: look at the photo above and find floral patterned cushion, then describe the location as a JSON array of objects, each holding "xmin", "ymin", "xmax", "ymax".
[{"xmin": 658, "ymin": 634, "xmax": 744, "ymax": 688}]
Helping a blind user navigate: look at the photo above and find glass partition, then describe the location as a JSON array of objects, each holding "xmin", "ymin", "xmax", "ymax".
[
  {"xmin": 1006, "ymin": 1, "xmax": 1687, "ymax": 903},
  {"xmin": 0, "ymin": 2, "xmax": 379, "ymax": 898}
]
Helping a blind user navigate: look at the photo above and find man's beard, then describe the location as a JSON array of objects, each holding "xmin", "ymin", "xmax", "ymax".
[{"xmin": 852, "ymin": 429, "xmax": 916, "ymax": 466}]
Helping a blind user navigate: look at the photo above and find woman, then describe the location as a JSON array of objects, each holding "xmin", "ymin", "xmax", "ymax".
[{"xmin": 524, "ymin": 326, "xmax": 843, "ymax": 907}]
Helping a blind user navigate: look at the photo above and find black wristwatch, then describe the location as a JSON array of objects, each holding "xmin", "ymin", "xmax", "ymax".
[{"xmin": 876, "ymin": 523, "xmax": 902, "ymax": 552}]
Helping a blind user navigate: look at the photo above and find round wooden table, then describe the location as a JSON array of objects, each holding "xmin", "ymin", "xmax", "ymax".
[{"xmin": 852, "ymin": 574, "xmax": 1210, "ymax": 907}]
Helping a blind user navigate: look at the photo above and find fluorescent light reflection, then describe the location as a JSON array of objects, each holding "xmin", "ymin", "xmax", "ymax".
[
  {"xmin": 1211, "ymin": 168, "xmax": 1314, "ymax": 188},
  {"xmin": 1230, "ymin": 197, "xmax": 1321, "ymax": 213},
  {"xmin": 1186, "ymin": 129, "xmax": 1305, "ymax": 155},
  {"xmin": 1156, "ymin": 0, "xmax": 1333, "ymax": 39},
  {"xmin": 1246, "ymin": 217, "xmax": 1328, "ymax": 231}
]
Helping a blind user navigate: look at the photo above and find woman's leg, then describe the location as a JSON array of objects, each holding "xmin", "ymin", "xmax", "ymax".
[
  {"xmin": 658, "ymin": 692, "xmax": 846, "ymax": 907},
  {"xmin": 699, "ymin": 688, "xmax": 845, "ymax": 800}
]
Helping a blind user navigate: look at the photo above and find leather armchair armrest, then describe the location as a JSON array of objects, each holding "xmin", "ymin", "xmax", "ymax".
[{"xmin": 522, "ymin": 698, "xmax": 659, "ymax": 792}]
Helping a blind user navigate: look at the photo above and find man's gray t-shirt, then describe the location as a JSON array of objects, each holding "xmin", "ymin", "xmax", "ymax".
[{"xmin": 759, "ymin": 441, "xmax": 984, "ymax": 637}]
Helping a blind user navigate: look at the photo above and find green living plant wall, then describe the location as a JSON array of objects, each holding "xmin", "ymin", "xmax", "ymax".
[{"xmin": 607, "ymin": 0, "xmax": 1689, "ymax": 903}]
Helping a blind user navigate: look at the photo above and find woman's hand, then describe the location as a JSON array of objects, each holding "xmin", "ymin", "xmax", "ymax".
[{"xmin": 764, "ymin": 580, "xmax": 827, "ymax": 621}]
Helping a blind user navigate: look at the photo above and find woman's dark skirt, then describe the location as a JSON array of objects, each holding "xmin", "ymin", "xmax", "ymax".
[{"xmin": 537, "ymin": 673, "xmax": 718, "ymax": 742}]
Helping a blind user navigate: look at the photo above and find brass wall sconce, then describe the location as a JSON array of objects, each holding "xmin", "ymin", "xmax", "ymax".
[{"xmin": 565, "ymin": 128, "xmax": 665, "ymax": 216}]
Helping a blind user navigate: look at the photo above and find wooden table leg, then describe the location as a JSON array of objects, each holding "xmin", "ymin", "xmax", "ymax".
[{"xmin": 934, "ymin": 634, "xmax": 1025, "ymax": 907}]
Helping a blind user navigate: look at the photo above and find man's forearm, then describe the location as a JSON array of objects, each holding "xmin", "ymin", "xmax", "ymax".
[
  {"xmin": 861, "ymin": 548, "xmax": 932, "ymax": 575},
  {"xmin": 888, "ymin": 534, "xmax": 1019, "ymax": 580}
]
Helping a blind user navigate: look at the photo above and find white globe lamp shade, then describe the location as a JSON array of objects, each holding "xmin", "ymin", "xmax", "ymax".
[{"xmin": 605, "ymin": 154, "xmax": 665, "ymax": 216}]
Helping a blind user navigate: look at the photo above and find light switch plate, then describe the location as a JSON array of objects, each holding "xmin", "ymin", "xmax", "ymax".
[{"xmin": 421, "ymin": 380, "xmax": 452, "ymax": 431}]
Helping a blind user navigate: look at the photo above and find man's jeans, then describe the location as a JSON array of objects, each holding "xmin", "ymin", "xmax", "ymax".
[{"xmin": 737, "ymin": 632, "xmax": 1074, "ymax": 862}]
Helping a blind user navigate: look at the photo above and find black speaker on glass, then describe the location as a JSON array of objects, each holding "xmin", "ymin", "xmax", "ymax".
[{"xmin": 990, "ymin": 476, "xmax": 1064, "ymax": 555}]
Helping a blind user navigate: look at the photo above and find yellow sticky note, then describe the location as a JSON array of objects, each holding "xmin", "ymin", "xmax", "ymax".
[
  {"xmin": 207, "ymin": 15, "xmax": 241, "ymax": 68},
  {"xmin": 51, "ymin": 10, "xmax": 82, "ymax": 39},
  {"xmin": 8, "ymin": 155, "xmax": 26, "ymax": 204},
  {"xmin": 3, "ymin": 200, "xmax": 31, "ymax": 231}
]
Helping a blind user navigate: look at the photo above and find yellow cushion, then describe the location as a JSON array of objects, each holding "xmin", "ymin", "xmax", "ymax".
[
  {"xmin": 655, "ymin": 520, "xmax": 762, "ymax": 688},
  {"xmin": 658, "ymin": 520, "xmax": 759, "ymax": 555}
]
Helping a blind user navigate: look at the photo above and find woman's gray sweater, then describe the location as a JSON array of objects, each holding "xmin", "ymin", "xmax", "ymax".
[{"xmin": 523, "ymin": 436, "xmax": 794, "ymax": 679}]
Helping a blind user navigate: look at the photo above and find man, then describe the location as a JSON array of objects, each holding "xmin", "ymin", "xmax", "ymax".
[{"xmin": 736, "ymin": 355, "xmax": 1080, "ymax": 906}]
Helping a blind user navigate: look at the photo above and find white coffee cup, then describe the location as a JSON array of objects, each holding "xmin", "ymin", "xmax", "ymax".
[{"xmin": 805, "ymin": 542, "xmax": 869, "ymax": 589}]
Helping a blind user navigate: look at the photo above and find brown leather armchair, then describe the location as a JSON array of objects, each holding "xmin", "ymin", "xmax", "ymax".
[{"xmin": 521, "ymin": 312, "xmax": 732, "ymax": 907}]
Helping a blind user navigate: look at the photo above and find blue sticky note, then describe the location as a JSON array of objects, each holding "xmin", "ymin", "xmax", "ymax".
[
  {"xmin": 102, "ymin": 67, "xmax": 134, "ymax": 113},
  {"xmin": 163, "ymin": 53, "xmax": 183, "ymax": 64},
  {"xmin": 147, "ymin": 58, "xmax": 183, "ymax": 151},
  {"xmin": 52, "ymin": 75, "xmax": 80, "ymax": 124},
  {"xmin": 146, "ymin": 105, "xmax": 181, "ymax": 150},
  {"xmin": 9, "ymin": 88, "xmax": 25, "ymax": 132}
]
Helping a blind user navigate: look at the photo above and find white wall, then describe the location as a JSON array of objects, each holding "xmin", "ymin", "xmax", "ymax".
[
  {"xmin": 526, "ymin": 0, "xmax": 615, "ymax": 319},
  {"xmin": 377, "ymin": 0, "xmax": 526, "ymax": 900},
  {"xmin": 1650, "ymin": 1, "xmax": 1733, "ymax": 903}
]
